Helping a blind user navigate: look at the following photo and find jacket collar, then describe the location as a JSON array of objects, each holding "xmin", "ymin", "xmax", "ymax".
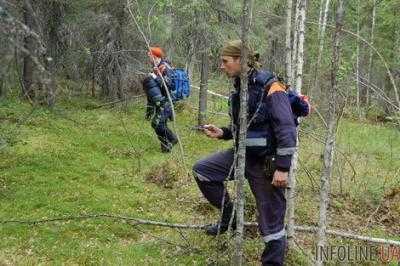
[{"xmin": 233, "ymin": 68, "xmax": 257, "ymax": 91}]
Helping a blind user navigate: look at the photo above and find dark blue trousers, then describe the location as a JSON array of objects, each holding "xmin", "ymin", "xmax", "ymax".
[
  {"xmin": 193, "ymin": 149, "xmax": 286, "ymax": 265},
  {"xmin": 150, "ymin": 104, "xmax": 177, "ymax": 147}
]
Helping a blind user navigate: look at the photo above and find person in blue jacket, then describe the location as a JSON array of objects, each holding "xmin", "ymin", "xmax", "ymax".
[
  {"xmin": 193, "ymin": 40, "xmax": 297, "ymax": 266},
  {"xmin": 143, "ymin": 47, "xmax": 177, "ymax": 153}
]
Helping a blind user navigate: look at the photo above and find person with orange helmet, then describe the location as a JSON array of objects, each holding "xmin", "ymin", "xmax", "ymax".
[{"xmin": 142, "ymin": 46, "xmax": 177, "ymax": 153}]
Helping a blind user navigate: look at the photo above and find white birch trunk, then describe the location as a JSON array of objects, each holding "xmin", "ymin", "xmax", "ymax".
[
  {"xmin": 312, "ymin": 0, "xmax": 331, "ymax": 99},
  {"xmin": 291, "ymin": 0, "xmax": 300, "ymax": 81},
  {"xmin": 285, "ymin": 0, "xmax": 293, "ymax": 84},
  {"xmin": 366, "ymin": 0, "xmax": 376, "ymax": 107},
  {"xmin": 356, "ymin": 0, "xmax": 361, "ymax": 118},
  {"xmin": 295, "ymin": 0, "xmax": 307, "ymax": 91},
  {"xmin": 315, "ymin": 1, "xmax": 344, "ymax": 265},
  {"xmin": 198, "ymin": 14, "xmax": 208, "ymax": 126},
  {"xmin": 286, "ymin": 134, "xmax": 298, "ymax": 250},
  {"xmin": 286, "ymin": 0, "xmax": 306, "ymax": 251},
  {"xmin": 234, "ymin": 0, "xmax": 253, "ymax": 265},
  {"xmin": 317, "ymin": 0, "xmax": 325, "ymax": 38}
]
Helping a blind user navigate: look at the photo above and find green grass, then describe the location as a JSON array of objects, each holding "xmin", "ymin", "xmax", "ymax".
[{"xmin": 1, "ymin": 94, "xmax": 399, "ymax": 265}]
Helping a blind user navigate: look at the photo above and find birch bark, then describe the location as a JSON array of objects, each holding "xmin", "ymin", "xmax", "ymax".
[
  {"xmin": 233, "ymin": 0, "xmax": 253, "ymax": 264},
  {"xmin": 316, "ymin": 1, "xmax": 344, "ymax": 265}
]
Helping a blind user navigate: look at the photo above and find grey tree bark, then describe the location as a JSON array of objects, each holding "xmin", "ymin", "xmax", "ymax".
[
  {"xmin": 317, "ymin": 0, "xmax": 325, "ymax": 37},
  {"xmin": 98, "ymin": 1, "xmax": 126, "ymax": 100},
  {"xmin": 198, "ymin": 12, "xmax": 209, "ymax": 126},
  {"xmin": 291, "ymin": 0, "xmax": 300, "ymax": 81},
  {"xmin": 185, "ymin": 21, "xmax": 198, "ymax": 81},
  {"xmin": 22, "ymin": 0, "xmax": 36, "ymax": 101},
  {"xmin": 286, "ymin": 0, "xmax": 306, "ymax": 251},
  {"xmin": 0, "ymin": 71, "xmax": 3, "ymax": 97},
  {"xmin": 312, "ymin": 0, "xmax": 331, "ymax": 99},
  {"xmin": 316, "ymin": 1, "xmax": 344, "ymax": 265},
  {"xmin": 285, "ymin": 0, "xmax": 292, "ymax": 84},
  {"xmin": 234, "ymin": 0, "xmax": 253, "ymax": 264},
  {"xmin": 356, "ymin": 0, "xmax": 361, "ymax": 118},
  {"xmin": 366, "ymin": 0, "xmax": 376, "ymax": 107},
  {"xmin": 43, "ymin": 0, "xmax": 64, "ymax": 107},
  {"xmin": 284, "ymin": 0, "xmax": 294, "ymax": 249},
  {"xmin": 295, "ymin": 0, "xmax": 307, "ymax": 91}
]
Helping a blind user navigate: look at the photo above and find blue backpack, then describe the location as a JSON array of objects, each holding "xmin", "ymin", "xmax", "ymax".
[
  {"xmin": 274, "ymin": 75, "xmax": 310, "ymax": 121},
  {"xmin": 287, "ymin": 88, "xmax": 310, "ymax": 118},
  {"xmin": 169, "ymin": 68, "xmax": 191, "ymax": 101}
]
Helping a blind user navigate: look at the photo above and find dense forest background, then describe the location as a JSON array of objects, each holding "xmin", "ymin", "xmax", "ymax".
[
  {"xmin": 1, "ymin": 0, "xmax": 399, "ymax": 116},
  {"xmin": 1, "ymin": 0, "xmax": 399, "ymax": 265}
]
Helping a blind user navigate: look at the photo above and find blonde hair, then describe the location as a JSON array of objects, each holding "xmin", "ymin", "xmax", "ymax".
[{"xmin": 221, "ymin": 40, "xmax": 261, "ymax": 69}]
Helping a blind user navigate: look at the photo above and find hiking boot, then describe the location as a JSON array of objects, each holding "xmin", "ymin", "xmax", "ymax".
[
  {"xmin": 166, "ymin": 129, "xmax": 178, "ymax": 146},
  {"xmin": 170, "ymin": 137, "xmax": 178, "ymax": 146},
  {"xmin": 206, "ymin": 202, "xmax": 236, "ymax": 236},
  {"xmin": 262, "ymin": 236, "xmax": 286, "ymax": 266},
  {"xmin": 205, "ymin": 217, "xmax": 236, "ymax": 236},
  {"xmin": 160, "ymin": 142, "xmax": 172, "ymax": 153}
]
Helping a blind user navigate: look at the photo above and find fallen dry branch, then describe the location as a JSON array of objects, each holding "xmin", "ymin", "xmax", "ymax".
[
  {"xmin": 2, "ymin": 214, "xmax": 399, "ymax": 246},
  {"xmin": 293, "ymin": 225, "xmax": 400, "ymax": 246}
]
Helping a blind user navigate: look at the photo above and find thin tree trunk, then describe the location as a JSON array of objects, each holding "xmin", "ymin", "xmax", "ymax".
[
  {"xmin": 316, "ymin": 1, "xmax": 344, "ymax": 265},
  {"xmin": 270, "ymin": 38, "xmax": 278, "ymax": 72},
  {"xmin": 186, "ymin": 39, "xmax": 196, "ymax": 81},
  {"xmin": 286, "ymin": 134, "xmax": 299, "ymax": 250},
  {"xmin": 285, "ymin": 0, "xmax": 292, "ymax": 84},
  {"xmin": 295, "ymin": 0, "xmax": 307, "ymax": 91},
  {"xmin": 98, "ymin": 1, "xmax": 126, "ymax": 101},
  {"xmin": 166, "ymin": 5, "xmax": 175, "ymax": 60},
  {"xmin": 397, "ymin": 25, "xmax": 400, "ymax": 71},
  {"xmin": 396, "ymin": 26, "xmax": 400, "ymax": 96},
  {"xmin": 311, "ymin": 0, "xmax": 331, "ymax": 99},
  {"xmin": 366, "ymin": 0, "xmax": 376, "ymax": 107},
  {"xmin": 356, "ymin": 0, "xmax": 361, "ymax": 118},
  {"xmin": 317, "ymin": 0, "xmax": 325, "ymax": 38},
  {"xmin": 198, "ymin": 14, "xmax": 208, "ymax": 126},
  {"xmin": 114, "ymin": 1, "xmax": 126, "ymax": 101},
  {"xmin": 291, "ymin": 0, "xmax": 300, "ymax": 81},
  {"xmin": 0, "ymin": 71, "xmax": 3, "ymax": 98},
  {"xmin": 44, "ymin": 0, "xmax": 64, "ymax": 107},
  {"xmin": 22, "ymin": 0, "xmax": 36, "ymax": 101},
  {"xmin": 287, "ymin": 0, "xmax": 306, "ymax": 251},
  {"xmin": 185, "ymin": 16, "xmax": 197, "ymax": 81},
  {"xmin": 91, "ymin": 61, "xmax": 96, "ymax": 97},
  {"xmin": 234, "ymin": 0, "xmax": 253, "ymax": 264},
  {"xmin": 285, "ymin": 0, "xmax": 295, "ymax": 250}
]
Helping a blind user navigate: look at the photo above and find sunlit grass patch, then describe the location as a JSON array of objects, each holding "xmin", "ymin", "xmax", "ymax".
[{"xmin": 0, "ymin": 95, "xmax": 399, "ymax": 264}]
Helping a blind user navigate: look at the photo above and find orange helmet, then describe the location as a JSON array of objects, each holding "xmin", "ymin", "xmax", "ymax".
[{"xmin": 148, "ymin": 47, "xmax": 165, "ymax": 58}]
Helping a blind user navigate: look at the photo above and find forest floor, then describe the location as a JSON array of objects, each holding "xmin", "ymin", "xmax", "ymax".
[{"xmin": 0, "ymin": 90, "xmax": 399, "ymax": 265}]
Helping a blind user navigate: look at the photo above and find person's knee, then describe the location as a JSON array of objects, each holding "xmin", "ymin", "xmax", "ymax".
[
  {"xmin": 192, "ymin": 161, "xmax": 211, "ymax": 183},
  {"xmin": 192, "ymin": 161, "xmax": 201, "ymax": 175},
  {"xmin": 192, "ymin": 162, "xmax": 202, "ymax": 181}
]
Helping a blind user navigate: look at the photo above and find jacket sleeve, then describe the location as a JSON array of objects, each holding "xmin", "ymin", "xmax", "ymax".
[
  {"xmin": 219, "ymin": 126, "xmax": 233, "ymax": 140},
  {"xmin": 143, "ymin": 76, "xmax": 164, "ymax": 104},
  {"xmin": 266, "ymin": 90, "xmax": 297, "ymax": 172}
]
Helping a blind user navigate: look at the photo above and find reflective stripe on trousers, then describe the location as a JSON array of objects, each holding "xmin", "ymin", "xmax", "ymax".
[{"xmin": 262, "ymin": 228, "xmax": 286, "ymax": 243}]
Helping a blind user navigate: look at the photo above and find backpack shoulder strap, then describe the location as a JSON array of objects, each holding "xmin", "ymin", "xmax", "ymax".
[
  {"xmin": 157, "ymin": 60, "xmax": 173, "ymax": 74},
  {"xmin": 160, "ymin": 60, "xmax": 173, "ymax": 70}
]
